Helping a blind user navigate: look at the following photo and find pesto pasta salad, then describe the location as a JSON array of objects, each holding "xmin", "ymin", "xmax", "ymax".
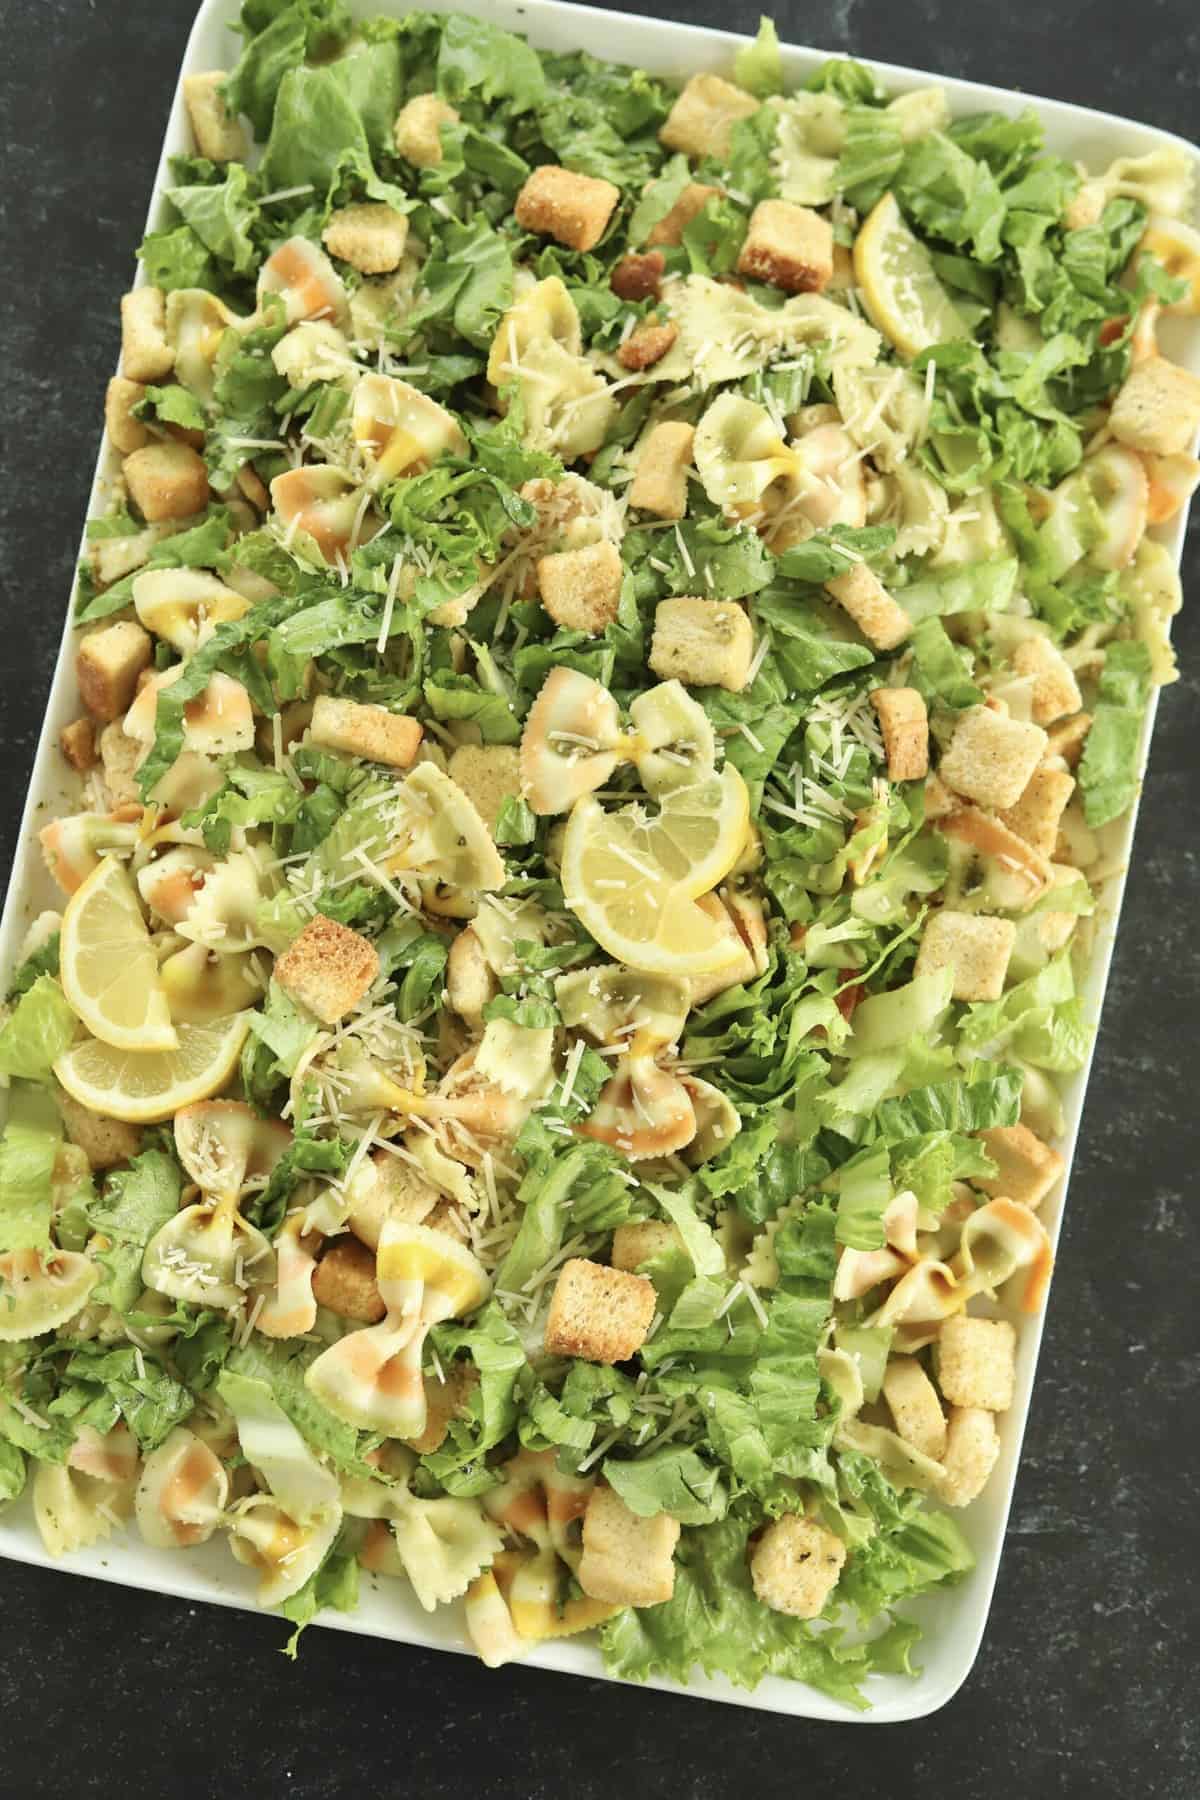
[{"xmin": 1, "ymin": 5, "xmax": 1196, "ymax": 1709}]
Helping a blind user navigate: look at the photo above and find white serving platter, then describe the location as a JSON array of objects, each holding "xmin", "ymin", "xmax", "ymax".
[{"xmin": 0, "ymin": 0, "xmax": 1196, "ymax": 1724}]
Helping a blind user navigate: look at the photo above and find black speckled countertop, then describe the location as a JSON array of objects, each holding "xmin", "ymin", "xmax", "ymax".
[{"xmin": 1, "ymin": 3, "xmax": 1197, "ymax": 1794}]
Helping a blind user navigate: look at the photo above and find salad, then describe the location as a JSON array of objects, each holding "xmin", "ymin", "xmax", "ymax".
[{"xmin": 0, "ymin": 5, "xmax": 1197, "ymax": 1709}]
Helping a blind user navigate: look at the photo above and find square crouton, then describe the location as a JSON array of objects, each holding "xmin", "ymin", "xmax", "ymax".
[
  {"xmin": 1045, "ymin": 711, "xmax": 1092, "ymax": 768},
  {"xmin": 737, "ymin": 200, "xmax": 834, "ymax": 295},
  {"xmin": 645, "ymin": 182, "xmax": 721, "ymax": 247},
  {"xmin": 447, "ymin": 745, "xmax": 521, "ymax": 836},
  {"xmin": 975, "ymin": 1122, "xmax": 1065, "ymax": 1210},
  {"xmin": 936, "ymin": 1315, "xmax": 1017, "ymax": 1413},
  {"xmin": 882, "ymin": 1357, "xmax": 947, "ymax": 1461},
  {"xmin": 105, "ymin": 377, "xmax": 150, "ymax": 456},
  {"xmin": 936, "ymin": 1406, "xmax": 1000, "ymax": 1507},
  {"xmin": 536, "ymin": 540, "xmax": 623, "ymax": 635},
  {"xmin": 514, "ymin": 164, "xmax": 620, "ymax": 254},
  {"xmin": 659, "ymin": 74, "xmax": 760, "ymax": 161},
  {"xmin": 649, "ymin": 596, "xmax": 754, "ymax": 692},
  {"xmin": 393, "ymin": 93, "xmax": 459, "ymax": 168},
  {"xmin": 97, "ymin": 721, "xmax": 141, "ymax": 806},
  {"xmin": 543, "ymin": 1257, "xmax": 655, "ymax": 1363},
  {"xmin": 76, "ymin": 621, "xmax": 153, "ymax": 722},
  {"xmin": 123, "ymin": 440, "xmax": 210, "ymax": 522},
  {"xmin": 610, "ymin": 251, "xmax": 666, "ymax": 302},
  {"xmin": 938, "ymin": 705, "xmax": 1048, "ymax": 811},
  {"xmin": 629, "ymin": 422, "xmax": 695, "ymax": 520},
  {"xmin": 1011, "ymin": 635, "xmax": 1083, "ymax": 726},
  {"xmin": 610, "ymin": 1221, "xmax": 683, "ymax": 1272},
  {"xmin": 120, "ymin": 287, "xmax": 174, "ymax": 383},
  {"xmin": 578, "ymin": 1482, "xmax": 680, "ymax": 1607},
  {"xmin": 1109, "ymin": 356, "xmax": 1200, "ymax": 456},
  {"xmin": 274, "ymin": 914, "xmax": 380, "ymax": 1024},
  {"xmin": 446, "ymin": 925, "xmax": 496, "ymax": 1028},
  {"xmin": 750, "ymin": 1514, "xmax": 846, "ymax": 1620},
  {"xmin": 311, "ymin": 1236, "xmax": 386, "ymax": 1323},
  {"xmin": 322, "ymin": 202, "xmax": 409, "ymax": 275},
  {"xmin": 182, "ymin": 71, "xmax": 248, "ymax": 163},
  {"xmin": 870, "ymin": 686, "xmax": 929, "ymax": 781},
  {"xmin": 55, "ymin": 1087, "xmax": 141, "ymax": 1171},
  {"xmin": 309, "ymin": 694, "xmax": 422, "ymax": 768},
  {"xmin": 59, "ymin": 717, "xmax": 97, "ymax": 773},
  {"xmin": 914, "ymin": 909, "xmax": 1015, "ymax": 1002},
  {"xmin": 998, "ymin": 764, "xmax": 1076, "ymax": 857},
  {"xmin": 618, "ymin": 319, "xmax": 679, "ymax": 372},
  {"xmin": 825, "ymin": 565, "xmax": 911, "ymax": 652}
]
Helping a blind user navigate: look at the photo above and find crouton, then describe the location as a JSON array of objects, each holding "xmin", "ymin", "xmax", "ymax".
[
  {"xmin": 236, "ymin": 464, "xmax": 270, "ymax": 511},
  {"xmin": 737, "ymin": 199, "xmax": 834, "ymax": 295},
  {"xmin": 825, "ymin": 565, "xmax": 911, "ymax": 652},
  {"xmin": 59, "ymin": 717, "xmax": 97, "ymax": 773},
  {"xmin": 182, "ymin": 70, "xmax": 248, "ymax": 162},
  {"xmin": 610, "ymin": 251, "xmax": 665, "ymax": 302},
  {"xmin": 123, "ymin": 440, "xmax": 210, "ymax": 522},
  {"xmin": 543, "ymin": 1257, "xmax": 655, "ymax": 1363},
  {"xmin": 936, "ymin": 1315, "xmax": 1017, "ymax": 1413},
  {"xmin": 645, "ymin": 182, "xmax": 721, "ymax": 247},
  {"xmin": 309, "ymin": 694, "xmax": 422, "ymax": 769},
  {"xmin": 610, "ymin": 1220, "xmax": 683, "ymax": 1272},
  {"xmin": 514, "ymin": 164, "xmax": 621, "ymax": 254},
  {"xmin": 393, "ymin": 93, "xmax": 459, "ymax": 168},
  {"xmin": 999, "ymin": 764, "xmax": 1076, "ymax": 858},
  {"xmin": 1011, "ymin": 635, "xmax": 1083, "ymax": 726},
  {"xmin": 750, "ymin": 1514, "xmax": 847, "ymax": 1620},
  {"xmin": 1109, "ymin": 355, "xmax": 1200, "ymax": 456},
  {"xmin": 274, "ymin": 915, "xmax": 380, "ymax": 1024},
  {"xmin": 97, "ymin": 720, "xmax": 141, "ymax": 806},
  {"xmin": 348, "ymin": 1151, "xmax": 440, "ymax": 1249},
  {"xmin": 914, "ymin": 909, "xmax": 1016, "ymax": 1002},
  {"xmin": 1045, "ymin": 711, "xmax": 1092, "ymax": 768},
  {"xmin": 120, "ymin": 287, "xmax": 173, "ymax": 383},
  {"xmin": 649, "ymin": 596, "xmax": 754, "ymax": 692},
  {"xmin": 618, "ymin": 320, "xmax": 679, "ymax": 372},
  {"xmin": 936, "ymin": 1406, "xmax": 1000, "ymax": 1507},
  {"xmin": 578, "ymin": 1483, "xmax": 680, "ymax": 1607},
  {"xmin": 536, "ymin": 540, "xmax": 623, "ymax": 635},
  {"xmin": 939, "ymin": 705, "xmax": 1048, "ymax": 811},
  {"xmin": 76, "ymin": 622, "xmax": 153, "ymax": 723},
  {"xmin": 105, "ymin": 377, "xmax": 150, "ymax": 456},
  {"xmin": 311, "ymin": 1236, "xmax": 386, "ymax": 1323},
  {"xmin": 975, "ymin": 1122, "xmax": 1065, "ymax": 1211},
  {"xmin": 322, "ymin": 202, "xmax": 409, "ymax": 275},
  {"xmin": 659, "ymin": 74, "xmax": 759, "ymax": 161},
  {"xmin": 882, "ymin": 1357, "xmax": 948, "ymax": 1461},
  {"xmin": 870, "ymin": 687, "xmax": 929, "ymax": 781},
  {"xmin": 628, "ymin": 421, "xmax": 695, "ymax": 520},
  {"xmin": 404, "ymin": 1360, "xmax": 478, "ymax": 1455},
  {"xmin": 447, "ymin": 745, "xmax": 522, "ymax": 836},
  {"xmin": 54, "ymin": 1087, "xmax": 141, "ymax": 1171},
  {"xmin": 446, "ymin": 925, "xmax": 496, "ymax": 1029}
]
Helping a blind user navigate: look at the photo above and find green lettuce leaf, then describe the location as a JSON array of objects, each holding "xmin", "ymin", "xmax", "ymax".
[{"xmin": 0, "ymin": 978, "xmax": 77, "ymax": 1081}]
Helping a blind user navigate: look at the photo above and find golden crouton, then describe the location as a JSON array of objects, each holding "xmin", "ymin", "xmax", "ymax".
[
  {"xmin": 55, "ymin": 1087, "xmax": 141, "ymax": 1171},
  {"xmin": 236, "ymin": 464, "xmax": 270, "ymax": 511},
  {"xmin": 825, "ymin": 565, "xmax": 911, "ymax": 652},
  {"xmin": 447, "ymin": 744, "xmax": 522, "ymax": 835},
  {"xmin": 1109, "ymin": 355, "xmax": 1200, "ymax": 456},
  {"xmin": 882, "ymin": 1357, "xmax": 948, "ymax": 1461},
  {"xmin": 182, "ymin": 71, "xmax": 248, "ymax": 162},
  {"xmin": 311, "ymin": 1235, "xmax": 386, "ymax": 1323},
  {"xmin": 322, "ymin": 203, "xmax": 410, "ymax": 275},
  {"xmin": 936, "ymin": 1406, "xmax": 1000, "ymax": 1507},
  {"xmin": 938, "ymin": 705, "xmax": 1048, "ymax": 811},
  {"xmin": 274, "ymin": 915, "xmax": 380, "ymax": 1024},
  {"xmin": 659, "ymin": 74, "xmax": 759, "ymax": 162},
  {"xmin": 514, "ymin": 165, "xmax": 621, "ymax": 254},
  {"xmin": 750, "ymin": 1514, "xmax": 847, "ymax": 1619},
  {"xmin": 578, "ymin": 1483, "xmax": 680, "ymax": 1607},
  {"xmin": 629, "ymin": 421, "xmax": 695, "ymax": 520},
  {"xmin": 610, "ymin": 250, "xmax": 665, "ymax": 301},
  {"xmin": 737, "ymin": 199, "xmax": 834, "ymax": 295},
  {"xmin": 936, "ymin": 1315, "xmax": 1017, "ymax": 1413},
  {"xmin": 348, "ymin": 1151, "xmax": 441, "ymax": 1249},
  {"xmin": 536, "ymin": 540, "xmax": 623, "ymax": 635},
  {"xmin": 649, "ymin": 596, "xmax": 754, "ymax": 692},
  {"xmin": 123, "ymin": 440, "xmax": 210, "ymax": 523},
  {"xmin": 120, "ymin": 287, "xmax": 174, "ymax": 383},
  {"xmin": 914, "ymin": 909, "xmax": 1016, "ymax": 1002},
  {"xmin": 610, "ymin": 1220, "xmax": 683, "ymax": 1273},
  {"xmin": 1011, "ymin": 635, "xmax": 1083, "ymax": 726},
  {"xmin": 76, "ymin": 621, "xmax": 153, "ymax": 723},
  {"xmin": 105, "ymin": 377, "xmax": 150, "ymax": 456},
  {"xmin": 975, "ymin": 1122, "xmax": 1065, "ymax": 1211},
  {"xmin": 543, "ymin": 1257, "xmax": 656, "ymax": 1363},
  {"xmin": 309, "ymin": 694, "xmax": 422, "ymax": 768},
  {"xmin": 59, "ymin": 717, "xmax": 97, "ymax": 773},
  {"xmin": 618, "ymin": 320, "xmax": 679, "ymax": 371},
  {"xmin": 645, "ymin": 182, "xmax": 721, "ymax": 247},
  {"xmin": 999, "ymin": 764, "xmax": 1076, "ymax": 858},
  {"xmin": 1045, "ymin": 711, "xmax": 1093, "ymax": 768},
  {"xmin": 404, "ymin": 1360, "xmax": 478, "ymax": 1454},
  {"xmin": 870, "ymin": 686, "xmax": 929, "ymax": 781},
  {"xmin": 393, "ymin": 93, "xmax": 460, "ymax": 168},
  {"xmin": 446, "ymin": 925, "xmax": 496, "ymax": 1029},
  {"xmin": 97, "ymin": 720, "xmax": 141, "ymax": 806}
]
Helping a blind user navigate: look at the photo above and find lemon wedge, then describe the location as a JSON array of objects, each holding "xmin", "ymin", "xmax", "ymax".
[
  {"xmin": 54, "ymin": 1013, "xmax": 251, "ymax": 1124},
  {"xmin": 60, "ymin": 857, "xmax": 178, "ymax": 1052},
  {"xmin": 853, "ymin": 192, "xmax": 970, "ymax": 360}
]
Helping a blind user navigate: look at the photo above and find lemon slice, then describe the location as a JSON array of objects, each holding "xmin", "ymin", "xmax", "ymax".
[
  {"xmin": 624, "ymin": 764, "xmax": 750, "ymax": 900},
  {"xmin": 54, "ymin": 1013, "xmax": 251, "ymax": 1124},
  {"xmin": 60, "ymin": 858, "xmax": 178, "ymax": 1052},
  {"xmin": 853, "ymin": 192, "xmax": 970, "ymax": 360}
]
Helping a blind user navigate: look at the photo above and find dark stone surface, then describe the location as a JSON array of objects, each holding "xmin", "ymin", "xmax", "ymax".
[{"xmin": 0, "ymin": 2, "xmax": 1196, "ymax": 1795}]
